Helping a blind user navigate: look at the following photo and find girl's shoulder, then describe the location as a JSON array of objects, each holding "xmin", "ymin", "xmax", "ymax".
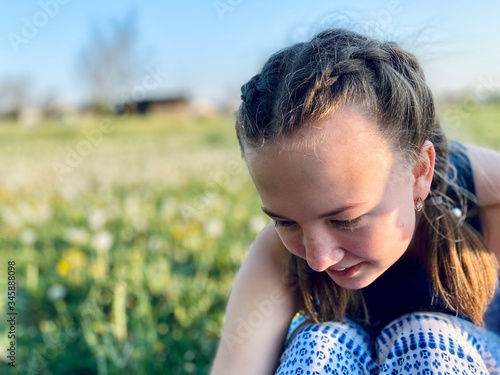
[
  {"xmin": 463, "ymin": 142, "xmax": 500, "ymax": 258},
  {"xmin": 462, "ymin": 142, "xmax": 500, "ymax": 207}
]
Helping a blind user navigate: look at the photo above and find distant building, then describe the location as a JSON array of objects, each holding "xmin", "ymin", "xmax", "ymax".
[{"xmin": 116, "ymin": 96, "xmax": 191, "ymax": 117}]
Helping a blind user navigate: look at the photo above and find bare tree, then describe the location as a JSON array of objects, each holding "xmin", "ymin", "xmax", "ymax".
[{"xmin": 76, "ymin": 11, "xmax": 148, "ymax": 111}]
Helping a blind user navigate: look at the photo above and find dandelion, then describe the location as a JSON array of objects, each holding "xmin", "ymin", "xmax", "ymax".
[
  {"xmin": 56, "ymin": 259, "xmax": 71, "ymax": 277},
  {"xmin": 47, "ymin": 284, "xmax": 67, "ymax": 301},
  {"xmin": 88, "ymin": 209, "xmax": 108, "ymax": 230},
  {"xmin": 171, "ymin": 224, "xmax": 186, "ymax": 240},
  {"xmin": 66, "ymin": 248, "xmax": 88, "ymax": 268},
  {"xmin": 55, "ymin": 247, "xmax": 88, "ymax": 279},
  {"xmin": 153, "ymin": 341, "xmax": 164, "ymax": 353},
  {"xmin": 63, "ymin": 227, "xmax": 89, "ymax": 246},
  {"xmin": 90, "ymin": 259, "xmax": 108, "ymax": 280},
  {"xmin": 249, "ymin": 214, "xmax": 268, "ymax": 235},
  {"xmin": 20, "ymin": 228, "xmax": 37, "ymax": 246},
  {"xmin": 39, "ymin": 320, "xmax": 57, "ymax": 333},
  {"xmin": 91, "ymin": 231, "xmax": 114, "ymax": 254},
  {"xmin": 204, "ymin": 219, "xmax": 224, "ymax": 238}
]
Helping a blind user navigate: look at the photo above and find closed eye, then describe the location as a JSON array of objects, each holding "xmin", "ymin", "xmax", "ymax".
[
  {"xmin": 330, "ymin": 216, "xmax": 362, "ymax": 231},
  {"xmin": 273, "ymin": 220, "xmax": 296, "ymax": 228},
  {"xmin": 273, "ymin": 217, "xmax": 363, "ymax": 230},
  {"xmin": 330, "ymin": 217, "xmax": 362, "ymax": 231}
]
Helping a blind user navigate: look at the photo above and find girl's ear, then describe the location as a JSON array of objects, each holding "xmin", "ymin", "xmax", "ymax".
[{"xmin": 413, "ymin": 140, "xmax": 436, "ymax": 199}]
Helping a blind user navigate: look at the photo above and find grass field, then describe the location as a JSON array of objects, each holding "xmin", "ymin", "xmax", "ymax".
[{"xmin": 0, "ymin": 102, "xmax": 499, "ymax": 374}]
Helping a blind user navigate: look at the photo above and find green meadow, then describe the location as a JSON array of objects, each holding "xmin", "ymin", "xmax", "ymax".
[{"xmin": 0, "ymin": 102, "xmax": 499, "ymax": 374}]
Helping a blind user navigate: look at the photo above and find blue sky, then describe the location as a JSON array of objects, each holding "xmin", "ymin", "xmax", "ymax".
[{"xmin": 1, "ymin": 0, "xmax": 499, "ymax": 107}]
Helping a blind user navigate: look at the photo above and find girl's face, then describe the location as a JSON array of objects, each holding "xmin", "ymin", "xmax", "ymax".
[{"xmin": 246, "ymin": 106, "xmax": 425, "ymax": 290}]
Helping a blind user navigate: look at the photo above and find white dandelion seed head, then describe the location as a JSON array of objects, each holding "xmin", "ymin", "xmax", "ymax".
[
  {"xmin": 47, "ymin": 284, "xmax": 67, "ymax": 301},
  {"xmin": 249, "ymin": 215, "xmax": 268, "ymax": 235},
  {"xmin": 91, "ymin": 231, "xmax": 114, "ymax": 254},
  {"xmin": 20, "ymin": 228, "xmax": 37, "ymax": 246},
  {"xmin": 88, "ymin": 209, "xmax": 108, "ymax": 230},
  {"xmin": 63, "ymin": 227, "xmax": 90, "ymax": 246},
  {"xmin": 204, "ymin": 219, "xmax": 224, "ymax": 238}
]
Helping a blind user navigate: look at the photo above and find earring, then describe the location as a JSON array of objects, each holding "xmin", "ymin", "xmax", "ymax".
[{"xmin": 414, "ymin": 196, "xmax": 424, "ymax": 212}]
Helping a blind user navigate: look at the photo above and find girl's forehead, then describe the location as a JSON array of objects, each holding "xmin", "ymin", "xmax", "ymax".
[
  {"xmin": 254, "ymin": 105, "xmax": 388, "ymax": 158},
  {"xmin": 247, "ymin": 107, "xmax": 402, "ymax": 189}
]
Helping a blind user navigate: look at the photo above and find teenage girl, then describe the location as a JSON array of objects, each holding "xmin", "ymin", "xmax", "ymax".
[{"xmin": 211, "ymin": 28, "xmax": 500, "ymax": 374}]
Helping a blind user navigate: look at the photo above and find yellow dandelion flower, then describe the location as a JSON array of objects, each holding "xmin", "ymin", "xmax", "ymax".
[
  {"xmin": 90, "ymin": 260, "xmax": 108, "ymax": 280},
  {"xmin": 56, "ymin": 259, "xmax": 71, "ymax": 277},
  {"xmin": 171, "ymin": 224, "xmax": 186, "ymax": 240},
  {"xmin": 171, "ymin": 222, "xmax": 201, "ymax": 241},
  {"xmin": 66, "ymin": 248, "xmax": 88, "ymax": 268},
  {"xmin": 153, "ymin": 341, "xmax": 164, "ymax": 353}
]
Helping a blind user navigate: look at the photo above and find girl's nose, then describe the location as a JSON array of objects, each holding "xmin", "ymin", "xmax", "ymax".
[{"xmin": 303, "ymin": 229, "xmax": 345, "ymax": 272}]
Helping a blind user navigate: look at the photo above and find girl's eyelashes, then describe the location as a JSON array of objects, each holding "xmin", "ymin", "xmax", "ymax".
[
  {"xmin": 273, "ymin": 220, "xmax": 295, "ymax": 228},
  {"xmin": 330, "ymin": 217, "xmax": 362, "ymax": 231},
  {"xmin": 273, "ymin": 217, "xmax": 363, "ymax": 230}
]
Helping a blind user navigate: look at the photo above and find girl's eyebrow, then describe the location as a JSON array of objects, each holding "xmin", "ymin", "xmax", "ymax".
[{"xmin": 261, "ymin": 203, "xmax": 367, "ymax": 220}]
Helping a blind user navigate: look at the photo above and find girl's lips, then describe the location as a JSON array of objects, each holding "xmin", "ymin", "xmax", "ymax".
[{"xmin": 326, "ymin": 262, "xmax": 364, "ymax": 278}]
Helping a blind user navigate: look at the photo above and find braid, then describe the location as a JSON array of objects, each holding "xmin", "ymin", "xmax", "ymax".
[{"xmin": 238, "ymin": 44, "xmax": 304, "ymax": 151}]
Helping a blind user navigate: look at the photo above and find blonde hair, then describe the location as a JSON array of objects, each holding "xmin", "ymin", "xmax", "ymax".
[{"xmin": 236, "ymin": 29, "xmax": 498, "ymax": 326}]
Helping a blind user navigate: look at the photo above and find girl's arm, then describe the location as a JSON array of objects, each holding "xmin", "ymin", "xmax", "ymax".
[
  {"xmin": 210, "ymin": 222, "xmax": 297, "ymax": 375},
  {"xmin": 466, "ymin": 144, "xmax": 500, "ymax": 261}
]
